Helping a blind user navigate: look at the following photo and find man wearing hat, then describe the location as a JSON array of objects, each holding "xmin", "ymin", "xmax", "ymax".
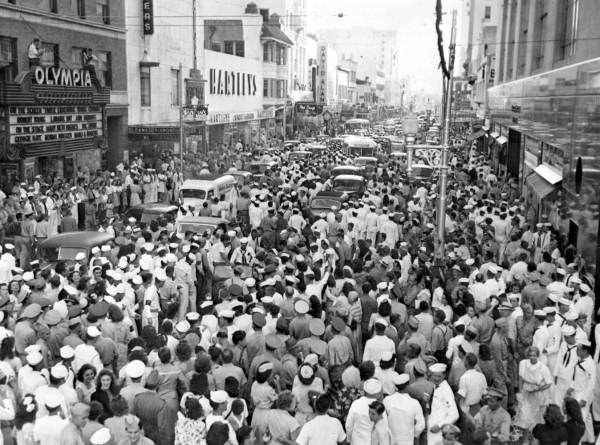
[
  {"xmin": 473, "ymin": 387, "xmax": 511, "ymax": 443},
  {"xmin": 246, "ymin": 312, "xmax": 267, "ymax": 366},
  {"xmin": 383, "ymin": 374, "xmax": 425, "ymax": 445},
  {"xmin": 33, "ymin": 393, "xmax": 70, "ymax": 445},
  {"xmin": 427, "ymin": 363, "xmax": 459, "ymax": 445},
  {"xmin": 553, "ymin": 324, "xmax": 578, "ymax": 404},
  {"xmin": 363, "ymin": 318, "xmax": 395, "ymax": 367},
  {"xmin": 346, "ymin": 378, "xmax": 384, "ymax": 445},
  {"xmin": 289, "ymin": 299, "xmax": 311, "ymax": 340},
  {"xmin": 296, "ymin": 318, "xmax": 328, "ymax": 359},
  {"xmin": 248, "ymin": 334, "xmax": 283, "ymax": 382},
  {"xmin": 132, "ymin": 370, "xmax": 177, "ymax": 445},
  {"xmin": 61, "ymin": 402, "xmax": 90, "ymax": 444},
  {"xmin": 14, "ymin": 303, "xmax": 42, "ymax": 357},
  {"xmin": 573, "ymin": 339, "xmax": 596, "ymax": 442},
  {"xmin": 73, "ymin": 326, "xmax": 104, "ymax": 373}
]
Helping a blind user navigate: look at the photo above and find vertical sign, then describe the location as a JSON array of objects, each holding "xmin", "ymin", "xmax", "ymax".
[
  {"xmin": 143, "ymin": 0, "xmax": 154, "ymax": 35},
  {"xmin": 318, "ymin": 45, "xmax": 327, "ymax": 104}
]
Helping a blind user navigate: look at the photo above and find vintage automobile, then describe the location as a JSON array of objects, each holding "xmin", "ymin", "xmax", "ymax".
[
  {"xmin": 124, "ymin": 203, "xmax": 179, "ymax": 224},
  {"xmin": 175, "ymin": 215, "xmax": 228, "ymax": 235},
  {"xmin": 307, "ymin": 191, "xmax": 348, "ymax": 222},
  {"xmin": 38, "ymin": 231, "xmax": 115, "ymax": 266},
  {"xmin": 331, "ymin": 174, "xmax": 366, "ymax": 197}
]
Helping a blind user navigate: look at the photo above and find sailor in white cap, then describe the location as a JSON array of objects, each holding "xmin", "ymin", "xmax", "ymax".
[
  {"xmin": 553, "ymin": 324, "xmax": 578, "ymax": 404},
  {"xmin": 32, "ymin": 389, "xmax": 70, "ymax": 445},
  {"xmin": 427, "ymin": 362, "xmax": 459, "ymax": 444},
  {"xmin": 362, "ymin": 318, "xmax": 395, "ymax": 366},
  {"xmin": 574, "ymin": 283, "xmax": 593, "ymax": 335},
  {"xmin": 382, "ymin": 373, "xmax": 425, "ymax": 445},
  {"xmin": 346, "ymin": 378, "xmax": 384, "ymax": 445},
  {"xmin": 572, "ymin": 338, "xmax": 596, "ymax": 441}
]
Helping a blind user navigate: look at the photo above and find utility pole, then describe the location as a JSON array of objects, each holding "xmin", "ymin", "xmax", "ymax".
[
  {"xmin": 436, "ymin": 9, "xmax": 457, "ymax": 261},
  {"xmin": 193, "ymin": 0, "xmax": 197, "ymax": 70},
  {"xmin": 178, "ymin": 62, "xmax": 184, "ymax": 178}
]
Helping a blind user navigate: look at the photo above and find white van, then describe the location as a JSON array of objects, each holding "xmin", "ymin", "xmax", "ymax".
[{"xmin": 179, "ymin": 175, "xmax": 237, "ymax": 212}]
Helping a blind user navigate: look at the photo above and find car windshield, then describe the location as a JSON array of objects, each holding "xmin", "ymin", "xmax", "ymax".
[
  {"xmin": 177, "ymin": 223, "xmax": 215, "ymax": 234},
  {"xmin": 412, "ymin": 166, "xmax": 433, "ymax": 177},
  {"xmin": 333, "ymin": 180, "xmax": 361, "ymax": 191},
  {"xmin": 180, "ymin": 189, "xmax": 206, "ymax": 199},
  {"xmin": 58, "ymin": 247, "xmax": 87, "ymax": 261},
  {"xmin": 311, "ymin": 198, "xmax": 341, "ymax": 209},
  {"xmin": 248, "ymin": 164, "xmax": 267, "ymax": 173},
  {"xmin": 355, "ymin": 158, "xmax": 375, "ymax": 166}
]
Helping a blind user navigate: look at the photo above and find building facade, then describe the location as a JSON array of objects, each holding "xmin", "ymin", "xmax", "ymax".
[
  {"xmin": 485, "ymin": 0, "xmax": 600, "ymax": 286},
  {"xmin": 0, "ymin": 0, "xmax": 128, "ymax": 187}
]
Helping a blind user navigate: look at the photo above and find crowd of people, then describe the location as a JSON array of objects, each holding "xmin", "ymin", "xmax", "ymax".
[{"xmin": 0, "ymin": 129, "xmax": 597, "ymax": 445}]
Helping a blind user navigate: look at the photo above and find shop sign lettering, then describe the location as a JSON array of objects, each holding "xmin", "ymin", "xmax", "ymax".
[{"xmin": 209, "ymin": 69, "xmax": 257, "ymax": 96}]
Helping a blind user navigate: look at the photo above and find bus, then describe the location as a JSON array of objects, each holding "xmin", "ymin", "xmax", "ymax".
[
  {"xmin": 342, "ymin": 135, "xmax": 377, "ymax": 157},
  {"xmin": 344, "ymin": 118, "xmax": 370, "ymax": 134}
]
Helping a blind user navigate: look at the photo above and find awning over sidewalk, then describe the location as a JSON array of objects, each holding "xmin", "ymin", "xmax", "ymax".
[
  {"xmin": 466, "ymin": 129, "xmax": 485, "ymax": 141},
  {"xmin": 496, "ymin": 135, "xmax": 508, "ymax": 145},
  {"xmin": 490, "ymin": 131, "xmax": 500, "ymax": 139},
  {"xmin": 525, "ymin": 171, "xmax": 559, "ymax": 199}
]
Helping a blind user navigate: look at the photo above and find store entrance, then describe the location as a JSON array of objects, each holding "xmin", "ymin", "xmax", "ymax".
[{"xmin": 37, "ymin": 156, "xmax": 74, "ymax": 181}]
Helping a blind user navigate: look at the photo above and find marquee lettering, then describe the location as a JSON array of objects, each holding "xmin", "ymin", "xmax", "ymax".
[
  {"xmin": 208, "ymin": 69, "xmax": 257, "ymax": 96},
  {"xmin": 34, "ymin": 66, "xmax": 92, "ymax": 87}
]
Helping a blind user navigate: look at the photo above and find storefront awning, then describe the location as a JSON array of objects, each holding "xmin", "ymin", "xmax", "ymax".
[
  {"xmin": 526, "ymin": 172, "xmax": 559, "ymax": 199},
  {"xmin": 534, "ymin": 164, "xmax": 562, "ymax": 185},
  {"xmin": 496, "ymin": 135, "xmax": 508, "ymax": 145},
  {"xmin": 482, "ymin": 126, "xmax": 489, "ymax": 131},
  {"xmin": 466, "ymin": 129, "xmax": 485, "ymax": 141},
  {"xmin": 490, "ymin": 131, "xmax": 500, "ymax": 139}
]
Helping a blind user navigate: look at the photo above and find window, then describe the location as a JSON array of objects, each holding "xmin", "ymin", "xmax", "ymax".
[
  {"xmin": 555, "ymin": 0, "xmax": 580, "ymax": 61},
  {"xmin": 533, "ymin": 0, "xmax": 547, "ymax": 70},
  {"xmin": 516, "ymin": 0, "xmax": 530, "ymax": 76},
  {"xmin": 263, "ymin": 79, "xmax": 269, "ymax": 97},
  {"xmin": 171, "ymin": 69, "xmax": 180, "ymax": 106},
  {"xmin": 49, "ymin": 0, "xmax": 58, "ymax": 13},
  {"xmin": 234, "ymin": 41, "xmax": 244, "ymax": 57},
  {"xmin": 77, "ymin": 0, "xmax": 85, "ymax": 18},
  {"xmin": 211, "ymin": 43, "xmax": 221, "ymax": 52},
  {"xmin": 140, "ymin": 66, "xmax": 151, "ymax": 106},
  {"xmin": 0, "ymin": 37, "xmax": 17, "ymax": 82},
  {"xmin": 484, "ymin": 6, "xmax": 491, "ymax": 19},
  {"xmin": 96, "ymin": 0, "xmax": 110, "ymax": 24},
  {"xmin": 94, "ymin": 51, "xmax": 112, "ymax": 87},
  {"xmin": 40, "ymin": 42, "xmax": 58, "ymax": 67},
  {"xmin": 263, "ymin": 43, "xmax": 269, "ymax": 62},
  {"xmin": 224, "ymin": 41, "xmax": 234, "ymax": 55}
]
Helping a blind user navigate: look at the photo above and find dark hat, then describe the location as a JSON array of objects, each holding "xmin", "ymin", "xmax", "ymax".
[
  {"xmin": 89, "ymin": 300, "xmax": 109, "ymax": 318},
  {"xmin": 332, "ymin": 316, "xmax": 346, "ymax": 333},
  {"xmin": 145, "ymin": 369, "xmax": 160, "ymax": 388},
  {"xmin": 265, "ymin": 335, "xmax": 283, "ymax": 350},
  {"xmin": 252, "ymin": 312, "xmax": 266, "ymax": 328},
  {"xmin": 275, "ymin": 317, "xmax": 289, "ymax": 331},
  {"xmin": 264, "ymin": 264, "xmax": 277, "ymax": 274},
  {"xmin": 229, "ymin": 284, "xmax": 243, "ymax": 298}
]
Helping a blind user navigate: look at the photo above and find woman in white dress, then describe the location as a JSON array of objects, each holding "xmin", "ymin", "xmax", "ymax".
[{"xmin": 514, "ymin": 346, "xmax": 553, "ymax": 433}]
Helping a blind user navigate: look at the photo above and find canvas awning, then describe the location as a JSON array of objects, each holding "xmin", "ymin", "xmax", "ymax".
[
  {"xmin": 525, "ymin": 171, "xmax": 559, "ymax": 199},
  {"xmin": 466, "ymin": 129, "xmax": 485, "ymax": 141},
  {"xmin": 496, "ymin": 135, "xmax": 508, "ymax": 145}
]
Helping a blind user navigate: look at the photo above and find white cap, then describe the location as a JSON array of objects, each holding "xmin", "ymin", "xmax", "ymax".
[
  {"xmin": 245, "ymin": 277, "xmax": 256, "ymax": 287},
  {"xmin": 60, "ymin": 345, "xmax": 75, "ymax": 359},
  {"xmin": 561, "ymin": 325, "xmax": 576, "ymax": 336},
  {"xmin": 26, "ymin": 352, "xmax": 43, "ymax": 366},
  {"xmin": 465, "ymin": 258, "xmax": 475, "ymax": 266},
  {"xmin": 363, "ymin": 378, "xmax": 382, "ymax": 395},
  {"xmin": 87, "ymin": 326, "xmax": 101, "ymax": 338},
  {"xmin": 90, "ymin": 427, "xmax": 112, "ymax": 445},
  {"xmin": 175, "ymin": 320, "xmax": 191, "ymax": 333},
  {"xmin": 294, "ymin": 299, "xmax": 309, "ymax": 314},
  {"xmin": 210, "ymin": 390, "xmax": 228, "ymax": 404},
  {"xmin": 578, "ymin": 338, "xmax": 592, "ymax": 347},
  {"xmin": 165, "ymin": 253, "xmax": 178, "ymax": 263},
  {"xmin": 50, "ymin": 363, "xmax": 69, "ymax": 379},
  {"xmin": 393, "ymin": 374, "xmax": 410, "ymax": 385},
  {"xmin": 126, "ymin": 360, "xmax": 146, "ymax": 379},
  {"xmin": 22, "ymin": 271, "xmax": 34, "ymax": 282},
  {"xmin": 374, "ymin": 318, "xmax": 389, "ymax": 327},
  {"xmin": 101, "ymin": 245, "xmax": 111, "ymax": 252},
  {"xmin": 154, "ymin": 269, "xmax": 167, "ymax": 281},
  {"xmin": 381, "ymin": 351, "xmax": 394, "ymax": 362},
  {"xmin": 91, "ymin": 246, "xmax": 100, "ymax": 254},
  {"xmin": 75, "ymin": 252, "xmax": 86, "ymax": 261},
  {"xmin": 580, "ymin": 284, "xmax": 591, "ymax": 293},
  {"xmin": 429, "ymin": 363, "xmax": 447, "ymax": 373}
]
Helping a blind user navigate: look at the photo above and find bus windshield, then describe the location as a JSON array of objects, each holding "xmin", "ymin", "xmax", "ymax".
[
  {"xmin": 180, "ymin": 189, "xmax": 206, "ymax": 199},
  {"xmin": 333, "ymin": 179, "xmax": 362, "ymax": 191}
]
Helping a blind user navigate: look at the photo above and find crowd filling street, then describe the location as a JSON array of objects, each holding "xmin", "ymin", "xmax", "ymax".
[{"xmin": 0, "ymin": 126, "xmax": 597, "ymax": 445}]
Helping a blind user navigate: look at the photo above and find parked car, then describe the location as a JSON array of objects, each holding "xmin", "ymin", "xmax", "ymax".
[
  {"xmin": 124, "ymin": 204, "xmax": 179, "ymax": 224},
  {"xmin": 175, "ymin": 216, "xmax": 228, "ymax": 235},
  {"xmin": 330, "ymin": 165, "xmax": 364, "ymax": 178},
  {"xmin": 307, "ymin": 191, "xmax": 348, "ymax": 222},
  {"xmin": 38, "ymin": 231, "xmax": 115, "ymax": 267}
]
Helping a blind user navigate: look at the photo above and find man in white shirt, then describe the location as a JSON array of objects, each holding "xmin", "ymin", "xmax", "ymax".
[
  {"xmin": 363, "ymin": 319, "xmax": 396, "ymax": 366},
  {"xmin": 33, "ymin": 398, "xmax": 69, "ymax": 445},
  {"xmin": 383, "ymin": 374, "xmax": 425, "ymax": 445},
  {"xmin": 73, "ymin": 326, "xmax": 104, "ymax": 373},
  {"xmin": 457, "ymin": 353, "xmax": 487, "ymax": 416},
  {"xmin": 297, "ymin": 394, "xmax": 346, "ymax": 445}
]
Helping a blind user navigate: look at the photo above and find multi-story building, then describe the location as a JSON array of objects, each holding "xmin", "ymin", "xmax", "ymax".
[
  {"xmin": 0, "ymin": 0, "xmax": 128, "ymax": 187},
  {"xmin": 484, "ymin": 0, "xmax": 600, "ymax": 287}
]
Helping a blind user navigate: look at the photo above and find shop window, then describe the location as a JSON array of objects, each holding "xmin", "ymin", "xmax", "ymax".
[
  {"xmin": 171, "ymin": 69, "xmax": 180, "ymax": 106},
  {"xmin": 235, "ymin": 41, "xmax": 244, "ymax": 57},
  {"xmin": 484, "ymin": 5, "xmax": 491, "ymax": 19},
  {"xmin": 263, "ymin": 42, "xmax": 271, "ymax": 62},
  {"xmin": 77, "ymin": 0, "xmax": 85, "ymax": 18},
  {"xmin": 140, "ymin": 66, "xmax": 151, "ymax": 106},
  {"xmin": 224, "ymin": 41, "xmax": 234, "ymax": 55},
  {"xmin": 40, "ymin": 42, "xmax": 59, "ymax": 67},
  {"xmin": 263, "ymin": 79, "xmax": 269, "ymax": 97},
  {"xmin": 0, "ymin": 37, "xmax": 17, "ymax": 83},
  {"xmin": 96, "ymin": 0, "xmax": 110, "ymax": 24}
]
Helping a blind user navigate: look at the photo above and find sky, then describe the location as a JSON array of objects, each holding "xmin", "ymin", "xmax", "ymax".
[{"xmin": 307, "ymin": 0, "xmax": 463, "ymax": 100}]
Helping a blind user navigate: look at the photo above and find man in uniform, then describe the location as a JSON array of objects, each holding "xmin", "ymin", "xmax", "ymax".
[
  {"xmin": 473, "ymin": 387, "xmax": 511, "ymax": 443},
  {"xmin": 383, "ymin": 374, "xmax": 425, "ymax": 445},
  {"xmin": 427, "ymin": 363, "xmax": 459, "ymax": 445}
]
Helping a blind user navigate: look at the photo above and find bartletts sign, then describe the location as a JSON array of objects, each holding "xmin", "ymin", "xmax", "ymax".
[
  {"xmin": 209, "ymin": 69, "xmax": 257, "ymax": 96},
  {"xmin": 33, "ymin": 66, "xmax": 92, "ymax": 87}
]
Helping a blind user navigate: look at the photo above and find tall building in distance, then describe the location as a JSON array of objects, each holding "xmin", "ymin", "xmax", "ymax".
[
  {"xmin": 0, "ymin": 0, "xmax": 128, "ymax": 185},
  {"xmin": 474, "ymin": 0, "xmax": 600, "ymax": 287}
]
